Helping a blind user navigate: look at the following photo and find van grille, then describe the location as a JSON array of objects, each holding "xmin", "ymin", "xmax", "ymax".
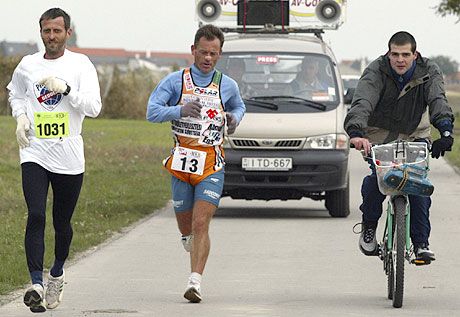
[
  {"xmin": 275, "ymin": 140, "xmax": 302, "ymax": 147},
  {"xmin": 230, "ymin": 138, "xmax": 304, "ymax": 149},
  {"xmin": 233, "ymin": 139, "xmax": 260, "ymax": 147}
]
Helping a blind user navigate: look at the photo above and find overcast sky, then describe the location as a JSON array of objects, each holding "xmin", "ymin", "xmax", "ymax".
[{"xmin": 1, "ymin": 0, "xmax": 459, "ymax": 63}]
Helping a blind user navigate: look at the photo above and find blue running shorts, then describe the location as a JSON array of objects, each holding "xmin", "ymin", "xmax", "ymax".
[{"xmin": 171, "ymin": 168, "xmax": 224, "ymax": 212}]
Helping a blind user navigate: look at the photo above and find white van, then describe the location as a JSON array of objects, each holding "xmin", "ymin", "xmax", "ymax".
[{"xmin": 196, "ymin": 0, "xmax": 350, "ymax": 217}]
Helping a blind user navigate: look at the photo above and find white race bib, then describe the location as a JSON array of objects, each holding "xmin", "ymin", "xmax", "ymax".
[{"xmin": 171, "ymin": 146, "xmax": 207, "ymax": 175}]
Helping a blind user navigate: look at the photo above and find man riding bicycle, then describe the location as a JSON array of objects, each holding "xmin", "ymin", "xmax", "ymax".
[{"xmin": 344, "ymin": 31, "xmax": 454, "ymax": 263}]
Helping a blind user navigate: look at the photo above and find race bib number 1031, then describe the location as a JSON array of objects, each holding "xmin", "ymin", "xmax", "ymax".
[{"xmin": 34, "ymin": 112, "xmax": 70, "ymax": 138}]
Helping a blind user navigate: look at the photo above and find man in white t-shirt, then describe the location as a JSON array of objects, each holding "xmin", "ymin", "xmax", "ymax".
[{"xmin": 7, "ymin": 8, "xmax": 101, "ymax": 313}]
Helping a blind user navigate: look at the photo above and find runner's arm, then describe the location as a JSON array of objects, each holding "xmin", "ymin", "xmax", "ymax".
[
  {"xmin": 66, "ymin": 57, "xmax": 102, "ymax": 118},
  {"xmin": 146, "ymin": 73, "xmax": 182, "ymax": 123}
]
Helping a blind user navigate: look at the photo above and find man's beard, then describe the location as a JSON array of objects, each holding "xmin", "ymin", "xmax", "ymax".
[{"xmin": 45, "ymin": 42, "xmax": 65, "ymax": 56}]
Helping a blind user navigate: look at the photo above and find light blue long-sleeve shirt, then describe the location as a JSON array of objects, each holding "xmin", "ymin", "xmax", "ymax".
[{"xmin": 146, "ymin": 64, "xmax": 245, "ymax": 124}]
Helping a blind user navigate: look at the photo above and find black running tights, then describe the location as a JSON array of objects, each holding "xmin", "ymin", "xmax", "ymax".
[{"xmin": 21, "ymin": 162, "xmax": 83, "ymax": 273}]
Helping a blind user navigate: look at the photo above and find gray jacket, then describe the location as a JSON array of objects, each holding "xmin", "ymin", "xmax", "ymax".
[{"xmin": 344, "ymin": 54, "xmax": 454, "ymax": 143}]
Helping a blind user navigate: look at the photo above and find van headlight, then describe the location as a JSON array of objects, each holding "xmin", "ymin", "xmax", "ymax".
[{"xmin": 304, "ymin": 133, "xmax": 349, "ymax": 149}]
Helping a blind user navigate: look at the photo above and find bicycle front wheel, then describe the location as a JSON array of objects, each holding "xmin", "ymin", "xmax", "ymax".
[
  {"xmin": 386, "ymin": 219, "xmax": 395, "ymax": 300},
  {"xmin": 392, "ymin": 196, "xmax": 406, "ymax": 308}
]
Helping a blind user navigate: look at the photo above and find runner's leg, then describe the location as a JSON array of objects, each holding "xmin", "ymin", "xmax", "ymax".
[
  {"xmin": 49, "ymin": 172, "xmax": 84, "ymax": 277},
  {"xmin": 22, "ymin": 162, "xmax": 50, "ymax": 285}
]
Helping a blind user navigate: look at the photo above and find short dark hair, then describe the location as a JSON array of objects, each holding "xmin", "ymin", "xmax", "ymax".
[
  {"xmin": 194, "ymin": 24, "xmax": 224, "ymax": 48},
  {"xmin": 388, "ymin": 31, "xmax": 416, "ymax": 53},
  {"xmin": 39, "ymin": 8, "xmax": 71, "ymax": 30}
]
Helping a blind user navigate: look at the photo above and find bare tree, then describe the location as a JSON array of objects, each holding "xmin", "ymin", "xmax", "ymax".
[{"xmin": 436, "ymin": 0, "xmax": 460, "ymax": 21}]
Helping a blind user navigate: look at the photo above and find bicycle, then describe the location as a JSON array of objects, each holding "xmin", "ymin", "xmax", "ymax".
[{"xmin": 371, "ymin": 140, "xmax": 434, "ymax": 308}]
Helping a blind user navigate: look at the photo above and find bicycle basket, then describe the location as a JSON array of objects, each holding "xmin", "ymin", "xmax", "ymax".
[{"xmin": 372, "ymin": 141, "xmax": 433, "ymax": 196}]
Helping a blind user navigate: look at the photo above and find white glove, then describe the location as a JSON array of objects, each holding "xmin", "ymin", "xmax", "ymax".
[
  {"xmin": 16, "ymin": 113, "xmax": 31, "ymax": 149},
  {"xmin": 226, "ymin": 112, "xmax": 237, "ymax": 135},
  {"xmin": 39, "ymin": 76, "xmax": 68, "ymax": 94}
]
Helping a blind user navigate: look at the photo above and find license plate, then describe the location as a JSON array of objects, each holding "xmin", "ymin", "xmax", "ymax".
[{"xmin": 242, "ymin": 157, "xmax": 292, "ymax": 171}]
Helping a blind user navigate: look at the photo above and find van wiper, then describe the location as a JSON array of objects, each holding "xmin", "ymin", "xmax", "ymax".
[
  {"xmin": 243, "ymin": 98, "xmax": 278, "ymax": 111},
  {"xmin": 252, "ymin": 95, "xmax": 327, "ymax": 111}
]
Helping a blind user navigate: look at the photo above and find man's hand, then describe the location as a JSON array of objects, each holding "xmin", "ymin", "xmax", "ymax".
[
  {"xmin": 39, "ymin": 77, "xmax": 68, "ymax": 94},
  {"xmin": 350, "ymin": 137, "xmax": 372, "ymax": 156},
  {"xmin": 16, "ymin": 113, "xmax": 30, "ymax": 149},
  {"xmin": 180, "ymin": 100, "xmax": 202, "ymax": 118},
  {"xmin": 226, "ymin": 112, "xmax": 237, "ymax": 135},
  {"xmin": 431, "ymin": 136, "xmax": 454, "ymax": 158}
]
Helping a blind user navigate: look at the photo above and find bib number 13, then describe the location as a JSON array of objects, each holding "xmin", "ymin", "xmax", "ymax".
[
  {"xmin": 34, "ymin": 112, "xmax": 70, "ymax": 138},
  {"xmin": 171, "ymin": 146, "xmax": 207, "ymax": 175}
]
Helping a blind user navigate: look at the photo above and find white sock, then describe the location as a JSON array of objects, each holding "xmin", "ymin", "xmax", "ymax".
[{"xmin": 189, "ymin": 272, "xmax": 202, "ymax": 284}]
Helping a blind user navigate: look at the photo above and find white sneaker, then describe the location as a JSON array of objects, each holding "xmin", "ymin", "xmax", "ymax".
[
  {"xmin": 184, "ymin": 278, "xmax": 202, "ymax": 303},
  {"xmin": 45, "ymin": 270, "xmax": 65, "ymax": 309},
  {"xmin": 181, "ymin": 235, "xmax": 193, "ymax": 252},
  {"xmin": 23, "ymin": 284, "xmax": 46, "ymax": 313}
]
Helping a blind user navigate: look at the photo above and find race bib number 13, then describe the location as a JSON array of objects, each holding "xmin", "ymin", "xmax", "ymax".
[
  {"xmin": 171, "ymin": 146, "xmax": 207, "ymax": 175},
  {"xmin": 34, "ymin": 112, "xmax": 70, "ymax": 138}
]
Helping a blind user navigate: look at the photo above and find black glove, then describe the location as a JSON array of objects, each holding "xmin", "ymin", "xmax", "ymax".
[
  {"xmin": 180, "ymin": 100, "xmax": 202, "ymax": 118},
  {"xmin": 226, "ymin": 112, "xmax": 237, "ymax": 135},
  {"xmin": 431, "ymin": 136, "xmax": 454, "ymax": 158}
]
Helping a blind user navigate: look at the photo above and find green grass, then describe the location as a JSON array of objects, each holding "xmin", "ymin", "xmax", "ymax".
[
  {"xmin": 0, "ymin": 116, "xmax": 172, "ymax": 295},
  {"xmin": 447, "ymin": 90, "xmax": 460, "ymax": 116},
  {"xmin": 439, "ymin": 91, "xmax": 460, "ymax": 167}
]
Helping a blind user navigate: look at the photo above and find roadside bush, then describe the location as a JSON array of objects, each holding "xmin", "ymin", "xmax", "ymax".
[
  {"xmin": 0, "ymin": 55, "xmax": 21, "ymax": 115},
  {"xmin": 101, "ymin": 67, "xmax": 165, "ymax": 119}
]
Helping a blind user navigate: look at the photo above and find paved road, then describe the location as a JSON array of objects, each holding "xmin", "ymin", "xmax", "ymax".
[{"xmin": 1, "ymin": 150, "xmax": 460, "ymax": 316}]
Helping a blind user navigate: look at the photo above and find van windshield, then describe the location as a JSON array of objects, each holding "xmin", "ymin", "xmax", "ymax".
[{"xmin": 217, "ymin": 53, "xmax": 339, "ymax": 113}]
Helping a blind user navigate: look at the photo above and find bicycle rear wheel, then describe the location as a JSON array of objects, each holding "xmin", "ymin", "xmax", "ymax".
[{"xmin": 392, "ymin": 196, "xmax": 406, "ymax": 308}]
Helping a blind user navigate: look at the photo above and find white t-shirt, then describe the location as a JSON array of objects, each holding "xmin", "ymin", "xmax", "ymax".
[{"xmin": 7, "ymin": 49, "xmax": 102, "ymax": 174}]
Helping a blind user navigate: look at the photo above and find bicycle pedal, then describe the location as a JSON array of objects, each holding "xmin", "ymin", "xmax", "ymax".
[{"xmin": 411, "ymin": 259, "xmax": 431, "ymax": 266}]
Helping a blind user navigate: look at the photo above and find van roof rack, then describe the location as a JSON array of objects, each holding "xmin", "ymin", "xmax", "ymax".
[{"xmin": 219, "ymin": 26, "xmax": 324, "ymax": 39}]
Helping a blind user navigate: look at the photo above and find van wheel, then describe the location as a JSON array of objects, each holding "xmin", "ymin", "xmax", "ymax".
[{"xmin": 325, "ymin": 175, "xmax": 350, "ymax": 218}]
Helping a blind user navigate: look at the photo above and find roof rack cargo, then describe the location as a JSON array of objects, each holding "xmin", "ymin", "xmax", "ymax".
[{"xmin": 195, "ymin": 0, "xmax": 347, "ymax": 34}]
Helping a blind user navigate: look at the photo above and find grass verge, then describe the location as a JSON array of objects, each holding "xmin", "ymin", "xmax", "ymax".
[{"xmin": 0, "ymin": 116, "xmax": 172, "ymax": 296}]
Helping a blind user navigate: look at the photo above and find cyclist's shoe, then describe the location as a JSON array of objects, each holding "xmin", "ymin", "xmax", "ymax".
[
  {"xmin": 181, "ymin": 234, "xmax": 193, "ymax": 252},
  {"xmin": 45, "ymin": 270, "xmax": 65, "ymax": 309},
  {"xmin": 359, "ymin": 223, "xmax": 379, "ymax": 256},
  {"xmin": 23, "ymin": 283, "xmax": 46, "ymax": 313},
  {"xmin": 184, "ymin": 277, "xmax": 202, "ymax": 303},
  {"xmin": 413, "ymin": 243, "xmax": 435, "ymax": 265}
]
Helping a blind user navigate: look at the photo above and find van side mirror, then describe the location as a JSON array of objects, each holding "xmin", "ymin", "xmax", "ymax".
[{"xmin": 343, "ymin": 88, "xmax": 355, "ymax": 104}]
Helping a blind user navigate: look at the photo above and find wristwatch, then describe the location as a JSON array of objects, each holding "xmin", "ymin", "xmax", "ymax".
[
  {"xmin": 63, "ymin": 84, "xmax": 71, "ymax": 96},
  {"xmin": 442, "ymin": 131, "xmax": 452, "ymax": 137}
]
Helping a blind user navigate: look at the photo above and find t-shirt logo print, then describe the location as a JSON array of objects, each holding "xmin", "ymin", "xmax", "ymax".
[{"xmin": 34, "ymin": 82, "xmax": 63, "ymax": 111}]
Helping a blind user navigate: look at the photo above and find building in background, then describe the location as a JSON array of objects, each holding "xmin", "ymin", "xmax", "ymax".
[{"xmin": 0, "ymin": 41, "xmax": 38, "ymax": 56}]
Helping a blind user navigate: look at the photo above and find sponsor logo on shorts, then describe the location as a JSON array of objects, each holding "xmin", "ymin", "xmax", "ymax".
[
  {"xmin": 172, "ymin": 200, "xmax": 184, "ymax": 208},
  {"xmin": 203, "ymin": 189, "xmax": 220, "ymax": 200}
]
